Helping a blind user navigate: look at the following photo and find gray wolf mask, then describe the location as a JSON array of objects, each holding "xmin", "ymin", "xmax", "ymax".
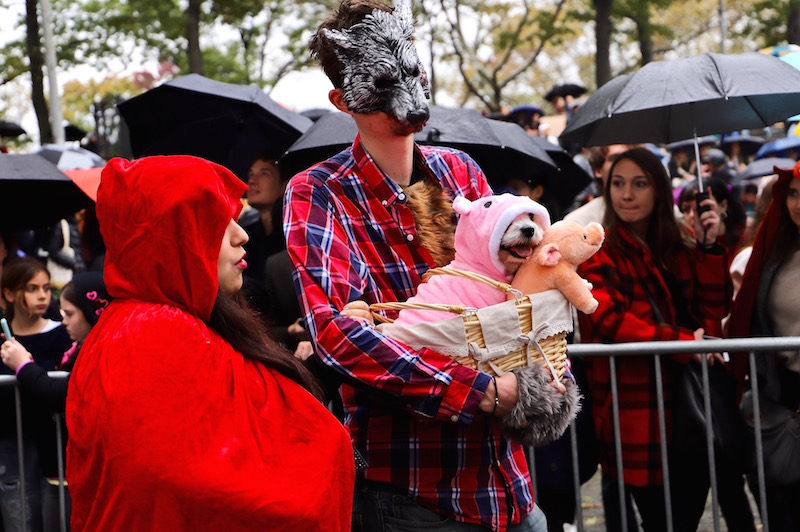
[{"xmin": 323, "ymin": 4, "xmax": 430, "ymax": 128}]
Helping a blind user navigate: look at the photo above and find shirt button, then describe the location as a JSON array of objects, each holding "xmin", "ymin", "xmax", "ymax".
[
  {"xmin": 381, "ymin": 200, "xmax": 388, "ymax": 206},
  {"xmin": 398, "ymin": 193, "xmax": 406, "ymax": 201},
  {"xmin": 406, "ymin": 234, "xmax": 414, "ymax": 242},
  {"xmin": 450, "ymin": 415, "xmax": 458, "ymax": 423}
]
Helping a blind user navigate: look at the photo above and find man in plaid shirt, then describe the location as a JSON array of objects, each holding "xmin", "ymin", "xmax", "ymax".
[{"xmin": 283, "ymin": 1, "xmax": 547, "ymax": 530}]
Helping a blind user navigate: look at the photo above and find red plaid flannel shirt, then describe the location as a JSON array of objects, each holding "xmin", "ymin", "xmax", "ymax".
[
  {"xmin": 577, "ymin": 226, "xmax": 731, "ymax": 486},
  {"xmin": 284, "ymin": 137, "xmax": 534, "ymax": 531}
]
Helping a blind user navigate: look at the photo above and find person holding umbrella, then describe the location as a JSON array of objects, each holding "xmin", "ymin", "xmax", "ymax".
[
  {"xmin": 284, "ymin": 0, "xmax": 550, "ymax": 530},
  {"xmin": 576, "ymin": 148, "xmax": 737, "ymax": 531}
]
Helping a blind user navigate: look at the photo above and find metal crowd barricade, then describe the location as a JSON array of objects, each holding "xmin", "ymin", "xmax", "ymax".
[
  {"xmin": 534, "ymin": 336, "xmax": 800, "ymax": 532},
  {"xmin": 0, "ymin": 370, "xmax": 70, "ymax": 532},
  {"xmin": 2, "ymin": 339, "xmax": 799, "ymax": 532}
]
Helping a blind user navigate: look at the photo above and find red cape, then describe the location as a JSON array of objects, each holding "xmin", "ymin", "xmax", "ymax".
[{"xmin": 67, "ymin": 157, "xmax": 354, "ymax": 530}]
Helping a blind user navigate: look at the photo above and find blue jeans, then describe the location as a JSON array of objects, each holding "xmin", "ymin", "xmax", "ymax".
[
  {"xmin": 352, "ymin": 480, "xmax": 547, "ymax": 531},
  {"xmin": 0, "ymin": 438, "xmax": 44, "ymax": 532}
]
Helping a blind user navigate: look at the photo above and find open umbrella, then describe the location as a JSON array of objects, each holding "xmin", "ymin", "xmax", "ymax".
[
  {"xmin": 279, "ymin": 108, "xmax": 557, "ymax": 186},
  {"xmin": 0, "ymin": 120, "xmax": 26, "ymax": 138},
  {"xmin": 754, "ymin": 135, "xmax": 800, "ymax": 159},
  {"xmin": 0, "ymin": 154, "xmax": 94, "ymax": 230},
  {"xmin": 36, "ymin": 144, "xmax": 106, "ymax": 170},
  {"xmin": 414, "ymin": 106, "xmax": 556, "ymax": 183},
  {"xmin": 720, "ymin": 132, "xmax": 765, "ymax": 157},
  {"xmin": 730, "ymin": 157, "xmax": 796, "ymax": 187},
  {"xmin": 64, "ymin": 123, "xmax": 88, "ymax": 142},
  {"xmin": 545, "ymin": 83, "xmax": 587, "ymax": 103},
  {"xmin": 666, "ymin": 135, "xmax": 718, "ymax": 153},
  {"xmin": 118, "ymin": 74, "xmax": 313, "ymax": 181},
  {"xmin": 560, "ymin": 52, "xmax": 800, "ymax": 194}
]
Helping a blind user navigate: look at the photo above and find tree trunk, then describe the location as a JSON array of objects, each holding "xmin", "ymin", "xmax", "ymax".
[
  {"xmin": 594, "ymin": 0, "xmax": 613, "ymax": 87},
  {"xmin": 186, "ymin": 0, "xmax": 204, "ymax": 75},
  {"xmin": 788, "ymin": 0, "xmax": 800, "ymax": 45},
  {"xmin": 25, "ymin": 0, "xmax": 52, "ymax": 144},
  {"xmin": 635, "ymin": 12, "xmax": 653, "ymax": 65}
]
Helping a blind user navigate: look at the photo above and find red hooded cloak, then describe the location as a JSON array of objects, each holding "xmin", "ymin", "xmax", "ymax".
[{"xmin": 66, "ymin": 156, "xmax": 354, "ymax": 531}]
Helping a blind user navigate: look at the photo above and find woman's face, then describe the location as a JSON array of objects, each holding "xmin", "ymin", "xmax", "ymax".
[
  {"xmin": 787, "ymin": 179, "xmax": 800, "ymax": 230},
  {"xmin": 217, "ymin": 220, "xmax": 249, "ymax": 297},
  {"xmin": 60, "ymin": 296, "xmax": 92, "ymax": 342},
  {"xmin": 609, "ymin": 158, "xmax": 656, "ymax": 235}
]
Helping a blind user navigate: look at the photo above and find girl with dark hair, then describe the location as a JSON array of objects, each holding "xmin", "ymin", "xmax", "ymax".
[
  {"xmin": 0, "ymin": 257, "xmax": 72, "ymax": 531},
  {"xmin": 65, "ymin": 156, "xmax": 354, "ymax": 531},
  {"xmin": 2, "ymin": 272, "xmax": 112, "ymax": 530},
  {"xmin": 577, "ymin": 148, "xmax": 751, "ymax": 531}
]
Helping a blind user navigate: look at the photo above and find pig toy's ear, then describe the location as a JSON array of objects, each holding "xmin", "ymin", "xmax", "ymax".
[{"xmin": 538, "ymin": 244, "xmax": 562, "ymax": 266}]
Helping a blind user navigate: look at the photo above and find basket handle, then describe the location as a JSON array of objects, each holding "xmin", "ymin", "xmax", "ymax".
[
  {"xmin": 423, "ymin": 268, "xmax": 523, "ymax": 300},
  {"xmin": 369, "ymin": 301, "xmax": 470, "ymax": 324}
]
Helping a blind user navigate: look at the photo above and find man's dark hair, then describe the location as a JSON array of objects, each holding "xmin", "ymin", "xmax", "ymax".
[{"xmin": 309, "ymin": 0, "xmax": 393, "ymax": 89}]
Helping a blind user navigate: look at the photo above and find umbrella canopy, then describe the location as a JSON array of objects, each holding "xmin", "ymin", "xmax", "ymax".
[
  {"xmin": 0, "ymin": 120, "xmax": 26, "ymax": 138},
  {"xmin": 279, "ymin": 108, "xmax": 557, "ymax": 186},
  {"xmin": 545, "ymin": 83, "xmax": 587, "ymax": 103},
  {"xmin": 118, "ymin": 74, "xmax": 313, "ymax": 181},
  {"xmin": 64, "ymin": 123, "xmax": 88, "ymax": 142},
  {"xmin": 755, "ymin": 135, "xmax": 800, "ymax": 159},
  {"xmin": 0, "ymin": 154, "xmax": 94, "ymax": 230},
  {"xmin": 36, "ymin": 144, "xmax": 106, "ymax": 170},
  {"xmin": 63, "ymin": 167, "xmax": 102, "ymax": 202},
  {"xmin": 666, "ymin": 135, "xmax": 718, "ymax": 153},
  {"xmin": 561, "ymin": 53, "xmax": 800, "ymax": 148},
  {"xmin": 414, "ymin": 106, "xmax": 556, "ymax": 182},
  {"xmin": 720, "ymin": 132, "xmax": 765, "ymax": 157},
  {"xmin": 731, "ymin": 157, "xmax": 796, "ymax": 187}
]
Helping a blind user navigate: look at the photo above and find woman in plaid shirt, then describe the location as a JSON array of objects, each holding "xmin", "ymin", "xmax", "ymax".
[{"xmin": 577, "ymin": 148, "xmax": 734, "ymax": 531}]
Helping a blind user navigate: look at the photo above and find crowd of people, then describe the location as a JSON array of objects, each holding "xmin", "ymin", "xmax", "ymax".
[{"xmin": 0, "ymin": 0, "xmax": 799, "ymax": 531}]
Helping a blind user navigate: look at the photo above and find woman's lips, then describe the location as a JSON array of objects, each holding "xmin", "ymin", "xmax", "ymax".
[{"xmin": 236, "ymin": 256, "xmax": 247, "ymax": 269}]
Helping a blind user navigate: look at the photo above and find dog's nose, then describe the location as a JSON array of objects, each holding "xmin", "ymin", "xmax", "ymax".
[
  {"xmin": 407, "ymin": 108, "xmax": 430, "ymax": 126},
  {"xmin": 521, "ymin": 226, "xmax": 536, "ymax": 239}
]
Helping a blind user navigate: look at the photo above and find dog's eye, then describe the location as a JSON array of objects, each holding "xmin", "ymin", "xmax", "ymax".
[
  {"xmin": 528, "ymin": 214, "xmax": 535, "ymax": 221},
  {"xmin": 483, "ymin": 201, "xmax": 492, "ymax": 208},
  {"xmin": 374, "ymin": 76, "xmax": 396, "ymax": 90}
]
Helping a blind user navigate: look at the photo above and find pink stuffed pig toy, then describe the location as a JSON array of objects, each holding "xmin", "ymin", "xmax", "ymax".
[{"xmin": 510, "ymin": 220, "xmax": 604, "ymax": 314}]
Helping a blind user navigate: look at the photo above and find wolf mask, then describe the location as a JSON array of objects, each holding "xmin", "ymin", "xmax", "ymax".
[{"xmin": 323, "ymin": 4, "xmax": 430, "ymax": 128}]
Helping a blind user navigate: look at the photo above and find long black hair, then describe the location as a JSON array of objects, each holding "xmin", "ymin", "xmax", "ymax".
[{"xmin": 208, "ymin": 290, "xmax": 323, "ymax": 401}]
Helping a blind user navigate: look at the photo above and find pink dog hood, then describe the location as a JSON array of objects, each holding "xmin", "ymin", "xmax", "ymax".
[{"xmin": 452, "ymin": 194, "xmax": 551, "ymax": 278}]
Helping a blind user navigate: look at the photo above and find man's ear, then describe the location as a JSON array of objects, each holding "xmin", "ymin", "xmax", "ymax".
[{"xmin": 328, "ymin": 89, "xmax": 349, "ymax": 113}]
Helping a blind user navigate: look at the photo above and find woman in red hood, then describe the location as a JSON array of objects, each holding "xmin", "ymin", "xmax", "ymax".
[{"xmin": 65, "ymin": 156, "xmax": 354, "ymax": 531}]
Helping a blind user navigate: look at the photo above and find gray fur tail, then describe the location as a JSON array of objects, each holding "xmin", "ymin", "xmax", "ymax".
[{"xmin": 498, "ymin": 366, "xmax": 581, "ymax": 447}]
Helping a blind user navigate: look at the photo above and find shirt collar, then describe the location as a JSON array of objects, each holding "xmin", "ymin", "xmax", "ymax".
[{"xmin": 351, "ymin": 134, "xmax": 431, "ymax": 207}]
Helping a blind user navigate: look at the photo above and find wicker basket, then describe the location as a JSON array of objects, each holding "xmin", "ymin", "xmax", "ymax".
[{"xmin": 370, "ymin": 268, "xmax": 570, "ymax": 378}]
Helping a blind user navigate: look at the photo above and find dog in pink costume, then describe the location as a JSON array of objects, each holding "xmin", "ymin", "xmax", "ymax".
[{"xmin": 392, "ymin": 193, "xmax": 551, "ymax": 326}]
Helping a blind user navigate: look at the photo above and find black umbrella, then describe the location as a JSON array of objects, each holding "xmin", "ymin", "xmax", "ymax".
[
  {"xmin": 560, "ymin": 52, "xmax": 800, "ymax": 193},
  {"xmin": 545, "ymin": 83, "xmax": 587, "ymax": 103},
  {"xmin": 414, "ymin": 106, "xmax": 556, "ymax": 183},
  {"xmin": 666, "ymin": 135, "xmax": 718, "ymax": 153},
  {"xmin": 720, "ymin": 132, "xmax": 765, "ymax": 157},
  {"xmin": 118, "ymin": 74, "xmax": 313, "ymax": 181},
  {"xmin": 0, "ymin": 120, "xmax": 26, "ymax": 138},
  {"xmin": 64, "ymin": 123, "xmax": 88, "ymax": 142},
  {"xmin": 279, "ymin": 107, "xmax": 558, "ymax": 186},
  {"xmin": 730, "ymin": 157, "xmax": 796, "ymax": 187},
  {"xmin": 0, "ymin": 154, "xmax": 93, "ymax": 230}
]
